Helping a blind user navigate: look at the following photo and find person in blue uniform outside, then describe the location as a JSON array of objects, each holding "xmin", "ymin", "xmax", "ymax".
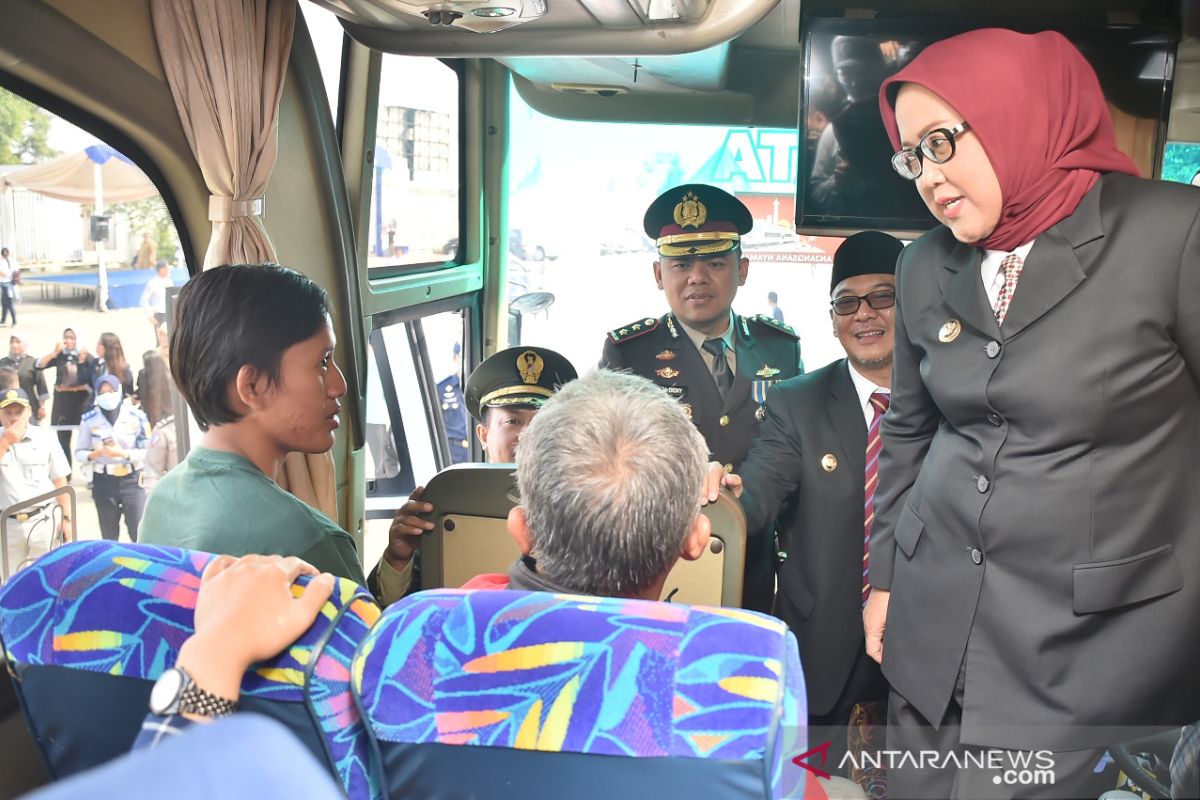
[
  {"xmin": 76, "ymin": 373, "xmax": 150, "ymax": 541},
  {"xmin": 438, "ymin": 342, "xmax": 469, "ymax": 464}
]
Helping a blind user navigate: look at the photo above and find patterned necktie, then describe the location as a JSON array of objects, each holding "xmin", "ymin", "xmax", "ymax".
[
  {"xmin": 702, "ymin": 338, "xmax": 734, "ymax": 402},
  {"xmin": 863, "ymin": 391, "xmax": 890, "ymax": 607},
  {"xmin": 993, "ymin": 252, "xmax": 1024, "ymax": 325}
]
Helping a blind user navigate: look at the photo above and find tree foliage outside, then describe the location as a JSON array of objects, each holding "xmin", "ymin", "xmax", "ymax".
[
  {"xmin": 111, "ymin": 197, "xmax": 180, "ymax": 265},
  {"xmin": 0, "ymin": 89, "xmax": 57, "ymax": 165},
  {"xmin": 1160, "ymin": 142, "xmax": 1200, "ymax": 185}
]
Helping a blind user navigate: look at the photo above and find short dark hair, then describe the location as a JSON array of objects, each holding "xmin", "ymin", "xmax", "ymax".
[{"xmin": 170, "ymin": 264, "xmax": 330, "ymax": 431}]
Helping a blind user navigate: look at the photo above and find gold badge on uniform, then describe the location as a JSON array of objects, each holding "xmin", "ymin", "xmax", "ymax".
[
  {"xmin": 656, "ymin": 350, "xmax": 676, "ymax": 361},
  {"xmin": 820, "ymin": 453, "xmax": 838, "ymax": 472},
  {"xmin": 755, "ymin": 365, "xmax": 781, "ymax": 378},
  {"xmin": 656, "ymin": 366, "xmax": 680, "ymax": 380},
  {"xmin": 938, "ymin": 319, "xmax": 962, "ymax": 343},
  {"xmin": 680, "ymin": 403, "xmax": 692, "ymax": 420},
  {"xmin": 517, "ymin": 350, "xmax": 545, "ymax": 384},
  {"xmin": 673, "ymin": 191, "xmax": 707, "ymax": 229}
]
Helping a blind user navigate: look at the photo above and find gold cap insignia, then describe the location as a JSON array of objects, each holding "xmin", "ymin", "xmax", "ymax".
[
  {"xmin": 755, "ymin": 364, "xmax": 781, "ymax": 378},
  {"xmin": 517, "ymin": 350, "xmax": 545, "ymax": 384},
  {"xmin": 938, "ymin": 319, "xmax": 962, "ymax": 343},
  {"xmin": 656, "ymin": 366, "xmax": 680, "ymax": 380},
  {"xmin": 656, "ymin": 350, "xmax": 676, "ymax": 361},
  {"xmin": 673, "ymin": 191, "xmax": 707, "ymax": 229},
  {"xmin": 821, "ymin": 453, "xmax": 838, "ymax": 472}
]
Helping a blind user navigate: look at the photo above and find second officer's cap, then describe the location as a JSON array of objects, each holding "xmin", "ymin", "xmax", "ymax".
[
  {"xmin": 643, "ymin": 183, "xmax": 753, "ymax": 258},
  {"xmin": 464, "ymin": 346, "xmax": 578, "ymax": 422}
]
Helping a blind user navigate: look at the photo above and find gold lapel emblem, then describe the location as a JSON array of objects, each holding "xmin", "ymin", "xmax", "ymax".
[
  {"xmin": 820, "ymin": 453, "xmax": 838, "ymax": 472},
  {"xmin": 938, "ymin": 319, "xmax": 962, "ymax": 343},
  {"xmin": 517, "ymin": 350, "xmax": 544, "ymax": 384},
  {"xmin": 755, "ymin": 364, "xmax": 781, "ymax": 378},
  {"xmin": 673, "ymin": 191, "xmax": 707, "ymax": 229},
  {"xmin": 680, "ymin": 402, "xmax": 692, "ymax": 420},
  {"xmin": 656, "ymin": 350, "xmax": 676, "ymax": 361},
  {"xmin": 656, "ymin": 366, "xmax": 680, "ymax": 380}
]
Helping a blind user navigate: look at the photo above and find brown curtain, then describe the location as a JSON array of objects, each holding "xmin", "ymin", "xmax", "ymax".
[{"xmin": 152, "ymin": 0, "xmax": 337, "ymax": 521}]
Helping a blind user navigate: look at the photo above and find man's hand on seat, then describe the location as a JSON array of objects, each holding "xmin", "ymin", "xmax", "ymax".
[
  {"xmin": 176, "ymin": 555, "xmax": 335, "ymax": 720},
  {"xmin": 702, "ymin": 461, "xmax": 743, "ymax": 504},
  {"xmin": 864, "ymin": 588, "xmax": 890, "ymax": 664},
  {"xmin": 384, "ymin": 486, "xmax": 434, "ymax": 568}
]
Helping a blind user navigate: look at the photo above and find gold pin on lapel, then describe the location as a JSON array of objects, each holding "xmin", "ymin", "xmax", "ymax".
[
  {"xmin": 656, "ymin": 366, "xmax": 680, "ymax": 380},
  {"xmin": 655, "ymin": 350, "xmax": 676, "ymax": 361},
  {"xmin": 938, "ymin": 319, "xmax": 962, "ymax": 343},
  {"xmin": 680, "ymin": 403, "xmax": 692, "ymax": 420},
  {"xmin": 820, "ymin": 453, "xmax": 838, "ymax": 472}
]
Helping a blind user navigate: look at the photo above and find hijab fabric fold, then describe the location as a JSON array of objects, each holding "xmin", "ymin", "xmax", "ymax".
[{"xmin": 878, "ymin": 29, "xmax": 1140, "ymax": 251}]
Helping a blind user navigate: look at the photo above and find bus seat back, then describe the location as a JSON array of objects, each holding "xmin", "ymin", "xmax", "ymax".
[
  {"xmin": 354, "ymin": 589, "xmax": 807, "ymax": 800},
  {"xmin": 0, "ymin": 541, "xmax": 381, "ymax": 799},
  {"xmin": 419, "ymin": 463, "xmax": 747, "ymax": 606}
]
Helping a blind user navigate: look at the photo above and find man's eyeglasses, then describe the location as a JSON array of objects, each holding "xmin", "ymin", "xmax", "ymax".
[
  {"xmin": 831, "ymin": 289, "xmax": 896, "ymax": 316},
  {"xmin": 890, "ymin": 121, "xmax": 970, "ymax": 180}
]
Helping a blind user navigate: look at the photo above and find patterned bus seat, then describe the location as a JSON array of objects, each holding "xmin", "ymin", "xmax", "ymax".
[
  {"xmin": 0, "ymin": 540, "xmax": 382, "ymax": 799},
  {"xmin": 353, "ymin": 589, "xmax": 807, "ymax": 799}
]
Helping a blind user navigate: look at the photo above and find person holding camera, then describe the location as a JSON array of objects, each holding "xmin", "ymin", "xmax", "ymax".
[{"xmin": 37, "ymin": 326, "xmax": 99, "ymax": 472}]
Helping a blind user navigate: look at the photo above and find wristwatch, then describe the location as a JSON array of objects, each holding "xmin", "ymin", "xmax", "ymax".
[{"xmin": 149, "ymin": 666, "xmax": 238, "ymax": 718}]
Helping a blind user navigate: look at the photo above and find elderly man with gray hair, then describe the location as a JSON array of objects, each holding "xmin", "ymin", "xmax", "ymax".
[{"xmin": 462, "ymin": 368, "xmax": 714, "ymax": 600}]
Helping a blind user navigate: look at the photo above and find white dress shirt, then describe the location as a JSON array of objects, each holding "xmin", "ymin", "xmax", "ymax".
[
  {"xmin": 847, "ymin": 363, "xmax": 889, "ymax": 428},
  {"xmin": 980, "ymin": 240, "xmax": 1035, "ymax": 309}
]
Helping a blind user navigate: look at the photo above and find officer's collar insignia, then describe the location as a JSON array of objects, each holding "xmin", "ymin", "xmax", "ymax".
[
  {"xmin": 755, "ymin": 365, "xmax": 780, "ymax": 378},
  {"xmin": 517, "ymin": 350, "xmax": 545, "ymax": 385},
  {"xmin": 666, "ymin": 315, "xmax": 680, "ymax": 339},
  {"xmin": 656, "ymin": 350, "xmax": 676, "ymax": 361},
  {"xmin": 673, "ymin": 191, "xmax": 707, "ymax": 229}
]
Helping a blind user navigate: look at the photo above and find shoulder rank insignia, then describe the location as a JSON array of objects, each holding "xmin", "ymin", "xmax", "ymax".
[
  {"xmin": 608, "ymin": 317, "xmax": 660, "ymax": 344},
  {"xmin": 750, "ymin": 314, "xmax": 799, "ymax": 338}
]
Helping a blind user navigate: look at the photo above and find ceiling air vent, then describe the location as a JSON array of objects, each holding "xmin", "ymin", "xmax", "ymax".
[
  {"xmin": 550, "ymin": 83, "xmax": 630, "ymax": 97},
  {"xmin": 394, "ymin": 0, "xmax": 546, "ymax": 32}
]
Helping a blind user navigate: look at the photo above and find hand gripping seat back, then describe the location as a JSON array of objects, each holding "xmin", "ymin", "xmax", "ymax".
[
  {"xmin": 354, "ymin": 589, "xmax": 808, "ymax": 800},
  {"xmin": 0, "ymin": 541, "xmax": 382, "ymax": 799}
]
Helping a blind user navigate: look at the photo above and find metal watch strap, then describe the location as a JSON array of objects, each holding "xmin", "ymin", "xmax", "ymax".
[{"xmin": 179, "ymin": 681, "xmax": 238, "ymax": 718}]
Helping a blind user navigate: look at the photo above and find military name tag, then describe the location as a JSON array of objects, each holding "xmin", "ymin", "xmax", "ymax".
[
  {"xmin": 938, "ymin": 319, "xmax": 962, "ymax": 343},
  {"xmin": 663, "ymin": 385, "xmax": 687, "ymax": 399}
]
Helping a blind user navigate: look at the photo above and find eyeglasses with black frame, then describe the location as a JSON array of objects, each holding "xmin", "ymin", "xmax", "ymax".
[
  {"xmin": 890, "ymin": 121, "xmax": 970, "ymax": 180},
  {"xmin": 831, "ymin": 289, "xmax": 897, "ymax": 316}
]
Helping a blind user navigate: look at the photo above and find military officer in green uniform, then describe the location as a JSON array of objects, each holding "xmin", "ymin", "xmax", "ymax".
[{"xmin": 600, "ymin": 184, "xmax": 803, "ymax": 611}]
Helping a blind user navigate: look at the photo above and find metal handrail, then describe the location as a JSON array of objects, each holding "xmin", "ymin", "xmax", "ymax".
[{"xmin": 0, "ymin": 486, "xmax": 77, "ymax": 584}]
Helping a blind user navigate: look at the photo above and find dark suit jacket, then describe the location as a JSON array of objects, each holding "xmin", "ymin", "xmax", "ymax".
[
  {"xmin": 871, "ymin": 173, "xmax": 1200, "ymax": 749},
  {"xmin": 739, "ymin": 359, "xmax": 879, "ymax": 717},
  {"xmin": 601, "ymin": 312, "xmax": 802, "ymax": 612}
]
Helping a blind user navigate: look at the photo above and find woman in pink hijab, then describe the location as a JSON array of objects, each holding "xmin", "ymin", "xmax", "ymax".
[{"xmin": 867, "ymin": 28, "xmax": 1199, "ymax": 798}]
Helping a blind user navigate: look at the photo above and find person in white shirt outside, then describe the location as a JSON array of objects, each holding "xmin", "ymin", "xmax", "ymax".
[
  {"xmin": 140, "ymin": 261, "xmax": 174, "ymax": 340},
  {"xmin": 0, "ymin": 247, "xmax": 19, "ymax": 327},
  {"xmin": 0, "ymin": 387, "xmax": 71, "ymax": 579}
]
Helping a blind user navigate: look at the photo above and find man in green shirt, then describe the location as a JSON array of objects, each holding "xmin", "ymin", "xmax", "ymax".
[{"xmin": 141, "ymin": 265, "xmax": 391, "ymax": 594}]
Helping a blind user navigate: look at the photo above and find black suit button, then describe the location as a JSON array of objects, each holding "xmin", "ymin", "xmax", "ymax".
[
  {"xmin": 971, "ymin": 548, "xmax": 983, "ymax": 565},
  {"xmin": 976, "ymin": 475, "xmax": 990, "ymax": 493},
  {"xmin": 986, "ymin": 341, "xmax": 1001, "ymax": 358},
  {"xmin": 987, "ymin": 412, "xmax": 1003, "ymax": 426}
]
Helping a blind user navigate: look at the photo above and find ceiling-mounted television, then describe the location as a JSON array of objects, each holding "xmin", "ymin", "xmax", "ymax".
[{"xmin": 796, "ymin": 16, "xmax": 1177, "ymax": 238}]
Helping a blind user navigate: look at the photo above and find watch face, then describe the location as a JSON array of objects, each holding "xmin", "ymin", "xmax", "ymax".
[{"xmin": 149, "ymin": 668, "xmax": 185, "ymax": 715}]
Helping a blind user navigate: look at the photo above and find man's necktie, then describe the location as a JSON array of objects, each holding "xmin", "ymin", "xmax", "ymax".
[
  {"xmin": 863, "ymin": 391, "xmax": 890, "ymax": 607},
  {"xmin": 993, "ymin": 252, "xmax": 1024, "ymax": 326},
  {"xmin": 702, "ymin": 338, "xmax": 734, "ymax": 403}
]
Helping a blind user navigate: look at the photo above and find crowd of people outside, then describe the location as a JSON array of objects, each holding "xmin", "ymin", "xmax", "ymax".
[{"xmin": 0, "ymin": 248, "xmax": 181, "ymax": 574}]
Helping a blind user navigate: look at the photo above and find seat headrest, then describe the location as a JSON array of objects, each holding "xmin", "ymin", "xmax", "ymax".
[
  {"xmin": 354, "ymin": 589, "xmax": 807, "ymax": 799},
  {"xmin": 0, "ymin": 541, "xmax": 377, "ymax": 701}
]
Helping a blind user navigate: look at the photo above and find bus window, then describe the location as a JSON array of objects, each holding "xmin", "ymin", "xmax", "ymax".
[
  {"xmin": 505, "ymin": 82, "xmax": 847, "ymax": 372},
  {"xmin": 298, "ymin": 1, "xmax": 347, "ymax": 127},
  {"xmin": 368, "ymin": 56, "xmax": 461, "ymax": 272},
  {"xmin": 362, "ymin": 306, "xmax": 468, "ymax": 563},
  {"xmin": 0, "ymin": 86, "xmax": 186, "ymax": 550}
]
